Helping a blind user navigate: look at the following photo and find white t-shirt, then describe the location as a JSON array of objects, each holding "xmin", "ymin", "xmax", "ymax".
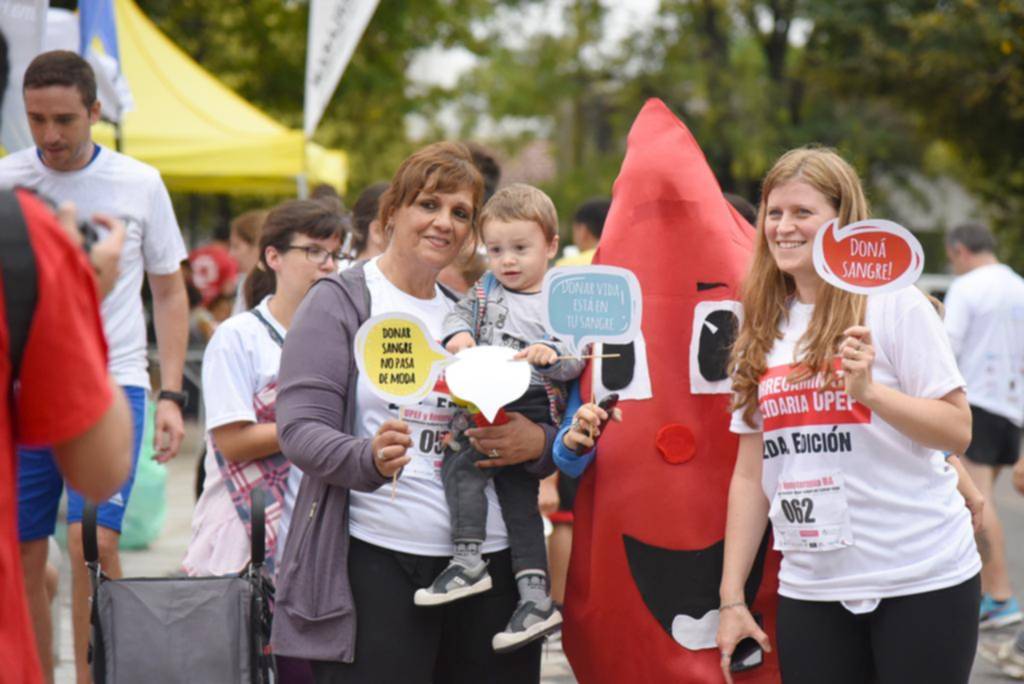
[
  {"xmin": 943, "ymin": 263, "xmax": 1024, "ymax": 426},
  {"xmin": 0, "ymin": 146, "xmax": 187, "ymax": 388},
  {"xmin": 731, "ymin": 287, "xmax": 980, "ymax": 602},
  {"xmin": 183, "ymin": 297, "xmax": 301, "ymax": 575},
  {"xmin": 348, "ymin": 258, "xmax": 510, "ymax": 556}
]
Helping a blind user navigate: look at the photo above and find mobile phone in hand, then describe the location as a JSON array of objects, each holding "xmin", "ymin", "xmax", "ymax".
[{"xmin": 729, "ymin": 612, "xmax": 765, "ymax": 673}]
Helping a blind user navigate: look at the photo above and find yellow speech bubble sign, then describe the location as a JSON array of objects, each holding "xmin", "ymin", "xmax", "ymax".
[{"xmin": 354, "ymin": 313, "xmax": 450, "ymax": 405}]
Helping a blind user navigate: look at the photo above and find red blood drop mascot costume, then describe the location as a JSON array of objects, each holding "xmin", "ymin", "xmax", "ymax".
[{"xmin": 562, "ymin": 99, "xmax": 781, "ymax": 682}]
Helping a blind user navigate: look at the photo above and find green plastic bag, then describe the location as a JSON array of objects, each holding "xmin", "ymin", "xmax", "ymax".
[{"xmin": 119, "ymin": 399, "xmax": 167, "ymax": 550}]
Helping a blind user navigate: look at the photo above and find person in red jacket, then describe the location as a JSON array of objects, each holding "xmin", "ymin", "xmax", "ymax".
[{"xmin": 1, "ymin": 189, "xmax": 131, "ymax": 683}]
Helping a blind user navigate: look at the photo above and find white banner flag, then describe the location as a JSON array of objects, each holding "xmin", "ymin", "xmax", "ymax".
[
  {"xmin": 304, "ymin": 0, "xmax": 379, "ymax": 138},
  {"xmin": 0, "ymin": 0, "xmax": 48, "ymax": 153}
]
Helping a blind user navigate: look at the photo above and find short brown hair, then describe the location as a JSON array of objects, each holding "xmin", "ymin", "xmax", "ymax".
[
  {"xmin": 23, "ymin": 50, "xmax": 97, "ymax": 108},
  {"xmin": 378, "ymin": 142, "xmax": 484, "ymax": 238},
  {"xmin": 479, "ymin": 183, "xmax": 558, "ymax": 242}
]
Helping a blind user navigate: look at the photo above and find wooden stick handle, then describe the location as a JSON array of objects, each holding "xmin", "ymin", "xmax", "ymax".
[{"xmin": 510, "ymin": 353, "xmax": 621, "ymax": 362}]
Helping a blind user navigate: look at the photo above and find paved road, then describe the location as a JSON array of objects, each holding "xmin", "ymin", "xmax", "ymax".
[{"xmin": 52, "ymin": 422, "xmax": 1024, "ymax": 682}]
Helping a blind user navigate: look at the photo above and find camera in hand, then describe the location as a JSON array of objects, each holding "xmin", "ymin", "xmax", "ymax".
[{"xmin": 79, "ymin": 220, "xmax": 100, "ymax": 254}]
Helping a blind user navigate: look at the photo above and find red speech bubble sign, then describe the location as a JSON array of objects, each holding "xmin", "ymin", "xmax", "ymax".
[{"xmin": 812, "ymin": 218, "xmax": 925, "ymax": 294}]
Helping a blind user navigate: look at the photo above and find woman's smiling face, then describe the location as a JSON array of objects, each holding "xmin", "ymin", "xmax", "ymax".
[
  {"xmin": 763, "ymin": 179, "xmax": 838, "ymax": 282},
  {"xmin": 388, "ymin": 188, "xmax": 475, "ymax": 272}
]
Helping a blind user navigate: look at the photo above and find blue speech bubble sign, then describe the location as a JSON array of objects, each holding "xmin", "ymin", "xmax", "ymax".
[{"xmin": 543, "ymin": 265, "xmax": 643, "ymax": 351}]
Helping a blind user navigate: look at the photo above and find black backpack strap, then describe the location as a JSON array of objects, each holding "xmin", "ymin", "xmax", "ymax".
[
  {"xmin": 248, "ymin": 309, "xmax": 284, "ymax": 348},
  {"xmin": 0, "ymin": 190, "xmax": 38, "ymax": 379},
  {"xmin": 250, "ymin": 487, "xmax": 266, "ymax": 568},
  {"xmin": 437, "ymin": 281, "xmax": 461, "ymax": 304}
]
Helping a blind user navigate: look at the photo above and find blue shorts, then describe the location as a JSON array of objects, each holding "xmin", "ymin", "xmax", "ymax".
[{"xmin": 17, "ymin": 385, "xmax": 147, "ymax": 541}]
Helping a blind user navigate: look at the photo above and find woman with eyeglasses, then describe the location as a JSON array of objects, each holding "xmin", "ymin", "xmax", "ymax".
[{"xmin": 183, "ymin": 199, "xmax": 343, "ymax": 580}]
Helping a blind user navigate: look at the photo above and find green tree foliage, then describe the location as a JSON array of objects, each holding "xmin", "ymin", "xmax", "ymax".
[
  {"xmin": 136, "ymin": 0, "xmax": 1020, "ymax": 264},
  {"xmin": 808, "ymin": 0, "xmax": 1024, "ymax": 263},
  {"xmin": 137, "ymin": 0, "xmax": 498, "ymax": 196}
]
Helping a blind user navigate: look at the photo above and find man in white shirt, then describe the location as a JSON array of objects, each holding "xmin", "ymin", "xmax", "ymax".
[
  {"xmin": 945, "ymin": 221, "xmax": 1024, "ymax": 631},
  {"xmin": 0, "ymin": 50, "xmax": 188, "ymax": 682}
]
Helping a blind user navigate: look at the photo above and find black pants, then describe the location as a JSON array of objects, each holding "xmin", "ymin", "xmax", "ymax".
[
  {"xmin": 776, "ymin": 574, "xmax": 980, "ymax": 684},
  {"xmin": 441, "ymin": 445, "xmax": 546, "ymax": 575},
  {"xmin": 309, "ymin": 538, "xmax": 541, "ymax": 684}
]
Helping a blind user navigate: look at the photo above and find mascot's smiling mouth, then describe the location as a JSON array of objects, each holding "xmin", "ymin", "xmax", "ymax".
[{"xmin": 623, "ymin": 533, "xmax": 770, "ymax": 651}]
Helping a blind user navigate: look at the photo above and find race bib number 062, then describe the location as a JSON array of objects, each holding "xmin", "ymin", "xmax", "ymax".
[{"xmin": 769, "ymin": 472, "xmax": 854, "ymax": 552}]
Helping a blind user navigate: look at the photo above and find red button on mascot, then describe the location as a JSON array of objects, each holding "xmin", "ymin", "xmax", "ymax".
[{"xmin": 562, "ymin": 99, "xmax": 781, "ymax": 683}]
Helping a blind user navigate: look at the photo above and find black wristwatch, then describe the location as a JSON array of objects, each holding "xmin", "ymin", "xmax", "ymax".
[{"xmin": 157, "ymin": 389, "xmax": 188, "ymax": 409}]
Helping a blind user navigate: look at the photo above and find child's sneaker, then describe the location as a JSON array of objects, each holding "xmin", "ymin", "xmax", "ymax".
[
  {"xmin": 980, "ymin": 594, "xmax": 1023, "ymax": 630},
  {"xmin": 491, "ymin": 600, "xmax": 562, "ymax": 653},
  {"xmin": 414, "ymin": 560, "xmax": 492, "ymax": 606},
  {"xmin": 979, "ymin": 634, "xmax": 1024, "ymax": 678}
]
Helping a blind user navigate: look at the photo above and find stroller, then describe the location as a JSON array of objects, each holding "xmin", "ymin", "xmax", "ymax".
[{"xmin": 84, "ymin": 489, "xmax": 275, "ymax": 683}]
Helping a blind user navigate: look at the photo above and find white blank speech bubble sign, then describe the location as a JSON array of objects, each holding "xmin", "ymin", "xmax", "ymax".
[{"xmin": 444, "ymin": 346, "xmax": 531, "ymax": 423}]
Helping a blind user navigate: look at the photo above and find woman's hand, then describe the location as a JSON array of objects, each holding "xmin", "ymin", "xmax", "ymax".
[
  {"xmin": 538, "ymin": 475, "xmax": 560, "ymax": 514},
  {"xmin": 467, "ymin": 412, "xmax": 545, "ymax": 469},
  {"xmin": 371, "ymin": 419, "xmax": 412, "ymax": 478},
  {"xmin": 716, "ymin": 604, "xmax": 771, "ymax": 684},
  {"xmin": 561, "ymin": 402, "xmax": 622, "ymax": 453},
  {"xmin": 839, "ymin": 326, "xmax": 876, "ymax": 404},
  {"xmin": 965, "ymin": 488, "xmax": 985, "ymax": 534}
]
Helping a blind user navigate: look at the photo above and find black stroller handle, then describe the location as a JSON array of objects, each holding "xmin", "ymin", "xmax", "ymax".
[
  {"xmin": 83, "ymin": 501, "xmax": 100, "ymax": 566},
  {"xmin": 250, "ymin": 488, "xmax": 266, "ymax": 568},
  {"xmin": 82, "ymin": 487, "xmax": 267, "ymax": 570}
]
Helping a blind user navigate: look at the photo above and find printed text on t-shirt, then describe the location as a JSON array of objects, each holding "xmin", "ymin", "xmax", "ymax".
[{"xmin": 758, "ymin": 363, "xmax": 871, "ymax": 432}]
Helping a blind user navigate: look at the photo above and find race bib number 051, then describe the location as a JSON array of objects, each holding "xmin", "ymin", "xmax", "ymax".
[
  {"xmin": 769, "ymin": 472, "xmax": 854, "ymax": 552},
  {"xmin": 399, "ymin": 405, "xmax": 456, "ymax": 484}
]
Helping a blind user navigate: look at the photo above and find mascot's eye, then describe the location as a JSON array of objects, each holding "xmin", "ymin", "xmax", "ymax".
[
  {"xmin": 595, "ymin": 333, "xmax": 652, "ymax": 401},
  {"xmin": 689, "ymin": 300, "xmax": 742, "ymax": 394},
  {"xmin": 601, "ymin": 343, "xmax": 634, "ymax": 390}
]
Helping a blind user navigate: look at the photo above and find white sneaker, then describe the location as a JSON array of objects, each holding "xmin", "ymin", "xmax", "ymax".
[
  {"xmin": 979, "ymin": 636, "xmax": 1024, "ymax": 679},
  {"xmin": 492, "ymin": 601, "xmax": 562, "ymax": 654},
  {"xmin": 413, "ymin": 560, "xmax": 492, "ymax": 607}
]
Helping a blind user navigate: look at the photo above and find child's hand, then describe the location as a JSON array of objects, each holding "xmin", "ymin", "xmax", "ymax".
[
  {"xmin": 562, "ymin": 402, "xmax": 622, "ymax": 454},
  {"xmin": 446, "ymin": 332, "xmax": 476, "ymax": 355},
  {"xmin": 515, "ymin": 343, "xmax": 559, "ymax": 367},
  {"xmin": 538, "ymin": 475, "xmax": 560, "ymax": 515}
]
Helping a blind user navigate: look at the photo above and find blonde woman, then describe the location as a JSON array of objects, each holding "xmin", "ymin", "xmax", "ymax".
[{"xmin": 716, "ymin": 147, "xmax": 980, "ymax": 683}]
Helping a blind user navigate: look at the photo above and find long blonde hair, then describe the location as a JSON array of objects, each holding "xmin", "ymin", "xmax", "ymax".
[{"xmin": 730, "ymin": 146, "xmax": 870, "ymax": 428}]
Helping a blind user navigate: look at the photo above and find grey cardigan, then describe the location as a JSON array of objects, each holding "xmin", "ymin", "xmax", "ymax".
[{"xmin": 270, "ymin": 263, "xmax": 558, "ymax": 663}]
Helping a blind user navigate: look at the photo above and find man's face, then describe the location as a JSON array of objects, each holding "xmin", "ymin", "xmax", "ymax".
[
  {"xmin": 25, "ymin": 85, "xmax": 100, "ymax": 171},
  {"xmin": 946, "ymin": 243, "xmax": 968, "ymax": 275}
]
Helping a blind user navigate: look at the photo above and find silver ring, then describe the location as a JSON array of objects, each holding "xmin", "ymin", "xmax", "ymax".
[
  {"xmin": 490, "ymin": 448, "xmax": 501, "ymax": 459},
  {"xmin": 571, "ymin": 420, "xmax": 581, "ymax": 433},
  {"xmin": 720, "ymin": 651, "xmax": 731, "ymax": 661}
]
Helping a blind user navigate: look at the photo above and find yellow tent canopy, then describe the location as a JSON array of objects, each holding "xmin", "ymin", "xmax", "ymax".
[{"xmin": 92, "ymin": 0, "xmax": 346, "ymax": 195}]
